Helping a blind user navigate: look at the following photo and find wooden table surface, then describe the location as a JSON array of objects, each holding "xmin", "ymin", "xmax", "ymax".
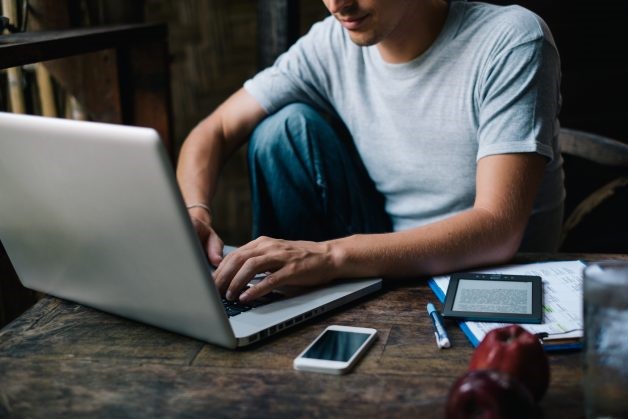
[{"xmin": 0, "ymin": 254, "xmax": 625, "ymax": 418}]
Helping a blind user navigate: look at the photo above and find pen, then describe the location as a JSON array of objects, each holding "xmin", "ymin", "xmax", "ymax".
[{"xmin": 427, "ymin": 303, "xmax": 451, "ymax": 349}]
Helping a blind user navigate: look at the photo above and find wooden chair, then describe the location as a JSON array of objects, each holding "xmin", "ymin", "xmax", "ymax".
[{"xmin": 558, "ymin": 128, "xmax": 628, "ymax": 251}]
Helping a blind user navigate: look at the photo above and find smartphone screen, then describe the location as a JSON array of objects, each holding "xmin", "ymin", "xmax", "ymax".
[{"xmin": 303, "ymin": 329, "xmax": 371, "ymax": 362}]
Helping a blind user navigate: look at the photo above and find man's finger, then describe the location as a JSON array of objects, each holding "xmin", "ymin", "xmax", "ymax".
[
  {"xmin": 207, "ymin": 233, "xmax": 224, "ymax": 267},
  {"xmin": 226, "ymin": 255, "xmax": 281, "ymax": 300},
  {"xmin": 239, "ymin": 272, "xmax": 283, "ymax": 303},
  {"xmin": 214, "ymin": 248, "xmax": 259, "ymax": 294}
]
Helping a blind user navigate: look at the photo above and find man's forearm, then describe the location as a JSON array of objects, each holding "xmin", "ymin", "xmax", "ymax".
[
  {"xmin": 326, "ymin": 152, "xmax": 545, "ymax": 280},
  {"xmin": 327, "ymin": 207, "xmax": 524, "ymax": 279},
  {"xmin": 176, "ymin": 88, "xmax": 268, "ymax": 211},
  {"xmin": 176, "ymin": 117, "xmax": 225, "ymax": 208}
]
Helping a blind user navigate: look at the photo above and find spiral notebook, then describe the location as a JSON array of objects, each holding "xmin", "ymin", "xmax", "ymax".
[{"xmin": 428, "ymin": 260, "xmax": 585, "ymax": 351}]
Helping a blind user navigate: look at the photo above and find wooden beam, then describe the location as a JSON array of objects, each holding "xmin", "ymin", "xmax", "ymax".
[
  {"xmin": 35, "ymin": 64, "xmax": 57, "ymax": 117},
  {"xmin": 0, "ymin": 23, "xmax": 167, "ymax": 69},
  {"xmin": 257, "ymin": 0, "xmax": 300, "ymax": 69},
  {"xmin": 117, "ymin": 38, "xmax": 174, "ymax": 158}
]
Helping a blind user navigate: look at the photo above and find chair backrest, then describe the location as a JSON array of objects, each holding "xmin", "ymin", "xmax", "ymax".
[
  {"xmin": 559, "ymin": 128, "xmax": 628, "ymax": 167},
  {"xmin": 558, "ymin": 128, "xmax": 628, "ymax": 252}
]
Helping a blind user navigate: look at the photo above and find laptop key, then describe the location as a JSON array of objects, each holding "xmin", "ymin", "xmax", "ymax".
[
  {"xmin": 225, "ymin": 307, "xmax": 242, "ymax": 317},
  {"xmin": 248, "ymin": 291, "xmax": 283, "ymax": 307},
  {"xmin": 230, "ymin": 302, "xmax": 252, "ymax": 312},
  {"xmin": 222, "ymin": 288, "xmax": 284, "ymax": 316}
]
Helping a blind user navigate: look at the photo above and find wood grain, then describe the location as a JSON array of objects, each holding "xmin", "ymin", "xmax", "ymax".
[{"xmin": 4, "ymin": 253, "xmax": 620, "ymax": 419}]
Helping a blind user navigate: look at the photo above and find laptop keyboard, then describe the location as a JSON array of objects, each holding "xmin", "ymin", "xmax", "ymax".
[{"xmin": 222, "ymin": 288, "xmax": 284, "ymax": 317}]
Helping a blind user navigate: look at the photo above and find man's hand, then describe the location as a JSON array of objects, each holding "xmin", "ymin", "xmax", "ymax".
[
  {"xmin": 188, "ymin": 207, "xmax": 224, "ymax": 267},
  {"xmin": 214, "ymin": 236, "xmax": 337, "ymax": 303}
]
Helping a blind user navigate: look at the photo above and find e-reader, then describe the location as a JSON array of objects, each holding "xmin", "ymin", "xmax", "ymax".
[{"xmin": 442, "ymin": 273, "xmax": 543, "ymax": 324}]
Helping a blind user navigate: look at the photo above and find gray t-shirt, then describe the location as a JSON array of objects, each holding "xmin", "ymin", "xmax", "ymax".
[{"xmin": 244, "ymin": 0, "xmax": 565, "ymax": 233}]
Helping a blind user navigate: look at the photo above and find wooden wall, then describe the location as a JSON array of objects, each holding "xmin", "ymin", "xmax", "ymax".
[{"xmin": 488, "ymin": 0, "xmax": 628, "ymax": 141}]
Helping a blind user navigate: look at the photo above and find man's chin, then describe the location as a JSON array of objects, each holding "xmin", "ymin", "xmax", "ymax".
[{"xmin": 347, "ymin": 32, "xmax": 378, "ymax": 47}]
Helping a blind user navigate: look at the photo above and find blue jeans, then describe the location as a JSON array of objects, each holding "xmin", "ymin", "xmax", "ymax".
[{"xmin": 247, "ymin": 103, "xmax": 392, "ymax": 241}]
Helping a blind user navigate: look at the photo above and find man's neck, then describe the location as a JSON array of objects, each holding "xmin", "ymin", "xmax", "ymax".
[{"xmin": 377, "ymin": 0, "xmax": 450, "ymax": 64}]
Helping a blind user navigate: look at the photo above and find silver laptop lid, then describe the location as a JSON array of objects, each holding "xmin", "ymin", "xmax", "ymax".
[{"xmin": 0, "ymin": 112, "xmax": 237, "ymax": 347}]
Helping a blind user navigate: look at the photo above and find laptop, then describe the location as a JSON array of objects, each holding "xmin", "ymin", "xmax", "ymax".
[{"xmin": 0, "ymin": 112, "xmax": 382, "ymax": 348}]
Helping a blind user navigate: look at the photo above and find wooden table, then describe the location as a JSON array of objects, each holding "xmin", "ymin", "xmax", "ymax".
[{"xmin": 0, "ymin": 254, "xmax": 625, "ymax": 418}]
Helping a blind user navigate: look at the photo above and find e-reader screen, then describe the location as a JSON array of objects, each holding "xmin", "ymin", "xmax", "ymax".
[{"xmin": 443, "ymin": 273, "xmax": 542, "ymax": 324}]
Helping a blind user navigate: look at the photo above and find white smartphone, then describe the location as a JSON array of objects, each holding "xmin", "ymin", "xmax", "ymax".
[{"xmin": 293, "ymin": 325, "xmax": 377, "ymax": 375}]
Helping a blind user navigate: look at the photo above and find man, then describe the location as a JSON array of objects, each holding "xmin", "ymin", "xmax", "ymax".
[{"xmin": 176, "ymin": 0, "xmax": 564, "ymax": 303}]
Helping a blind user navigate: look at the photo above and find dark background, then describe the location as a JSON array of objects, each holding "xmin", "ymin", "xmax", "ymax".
[
  {"xmin": 497, "ymin": 0, "xmax": 627, "ymax": 253},
  {"xmin": 490, "ymin": 0, "xmax": 628, "ymax": 141}
]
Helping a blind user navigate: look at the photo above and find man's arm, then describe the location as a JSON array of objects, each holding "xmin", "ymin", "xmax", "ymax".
[
  {"xmin": 214, "ymin": 152, "xmax": 546, "ymax": 302},
  {"xmin": 330, "ymin": 152, "xmax": 547, "ymax": 276},
  {"xmin": 177, "ymin": 88, "xmax": 267, "ymax": 266}
]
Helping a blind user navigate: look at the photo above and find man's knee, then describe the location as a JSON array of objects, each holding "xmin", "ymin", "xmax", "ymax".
[{"xmin": 248, "ymin": 103, "xmax": 328, "ymax": 162}]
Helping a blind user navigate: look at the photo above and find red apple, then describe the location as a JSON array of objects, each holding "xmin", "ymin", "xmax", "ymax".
[
  {"xmin": 468, "ymin": 325, "xmax": 549, "ymax": 401},
  {"xmin": 446, "ymin": 369, "xmax": 537, "ymax": 419}
]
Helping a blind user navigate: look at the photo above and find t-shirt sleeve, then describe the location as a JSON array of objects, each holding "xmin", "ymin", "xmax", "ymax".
[
  {"xmin": 243, "ymin": 18, "xmax": 337, "ymax": 116},
  {"xmin": 476, "ymin": 33, "xmax": 561, "ymax": 161}
]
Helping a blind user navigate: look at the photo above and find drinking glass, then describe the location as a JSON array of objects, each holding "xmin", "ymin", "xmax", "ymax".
[{"xmin": 583, "ymin": 261, "xmax": 628, "ymax": 419}]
